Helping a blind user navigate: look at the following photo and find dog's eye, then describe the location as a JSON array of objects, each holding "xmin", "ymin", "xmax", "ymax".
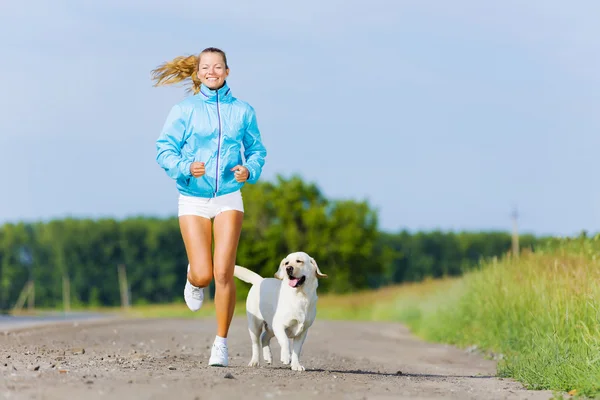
[
  {"xmin": 296, "ymin": 259, "xmax": 303, "ymax": 264},
  {"xmin": 285, "ymin": 261, "xmax": 289, "ymax": 266}
]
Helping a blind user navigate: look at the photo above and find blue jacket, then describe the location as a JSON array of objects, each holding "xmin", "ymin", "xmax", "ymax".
[{"xmin": 156, "ymin": 82, "xmax": 267, "ymax": 198}]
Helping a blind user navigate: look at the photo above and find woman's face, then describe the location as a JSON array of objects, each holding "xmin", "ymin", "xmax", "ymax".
[{"xmin": 197, "ymin": 52, "xmax": 229, "ymax": 90}]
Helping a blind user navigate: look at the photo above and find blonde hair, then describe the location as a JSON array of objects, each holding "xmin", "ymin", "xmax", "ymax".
[{"xmin": 151, "ymin": 47, "xmax": 228, "ymax": 95}]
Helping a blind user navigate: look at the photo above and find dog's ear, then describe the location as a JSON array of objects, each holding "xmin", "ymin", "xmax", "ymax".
[
  {"xmin": 310, "ymin": 257, "xmax": 328, "ymax": 278},
  {"xmin": 274, "ymin": 258, "xmax": 286, "ymax": 280}
]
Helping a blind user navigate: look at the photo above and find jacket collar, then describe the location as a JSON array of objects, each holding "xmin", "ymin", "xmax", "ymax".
[{"xmin": 198, "ymin": 82, "xmax": 232, "ymax": 103}]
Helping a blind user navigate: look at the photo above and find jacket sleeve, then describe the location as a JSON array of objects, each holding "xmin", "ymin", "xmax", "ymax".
[
  {"xmin": 156, "ymin": 104, "xmax": 193, "ymax": 181},
  {"xmin": 242, "ymin": 106, "xmax": 267, "ymax": 184}
]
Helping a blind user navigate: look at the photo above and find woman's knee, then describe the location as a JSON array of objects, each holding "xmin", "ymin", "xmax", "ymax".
[
  {"xmin": 213, "ymin": 266, "xmax": 234, "ymax": 287},
  {"xmin": 188, "ymin": 264, "xmax": 212, "ymax": 288}
]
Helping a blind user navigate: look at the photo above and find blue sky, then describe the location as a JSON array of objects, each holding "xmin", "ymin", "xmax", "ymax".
[{"xmin": 0, "ymin": 0, "xmax": 598, "ymax": 236}]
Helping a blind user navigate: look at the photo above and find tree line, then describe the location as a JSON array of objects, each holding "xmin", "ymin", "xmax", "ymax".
[{"xmin": 0, "ymin": 176, "xmax": 545, "ymax": 311}]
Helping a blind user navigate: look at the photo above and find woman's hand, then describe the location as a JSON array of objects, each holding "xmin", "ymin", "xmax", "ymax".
[
  {"xmin": 190, "ymin": 162, "xmax": 205, "ymax": 177},
  {"xmin": 231, "ymin": 165, "xmax": 249, "ymax": 182}
]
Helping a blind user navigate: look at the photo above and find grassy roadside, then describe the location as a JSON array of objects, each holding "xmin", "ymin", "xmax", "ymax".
[{"xmin": 403, "ymin": 239, "xmax": 600, "ymax": 399}]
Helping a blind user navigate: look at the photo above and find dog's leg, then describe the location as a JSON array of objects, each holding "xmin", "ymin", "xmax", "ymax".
[
  {"xmin": 247, "ymin": 315, "xmax": 262, "ymax": 367},
  {"xmin": 291, "ymin": 329, "xmax": 308, "ymax": 371},
  {"xmin": 273, "ymin": 326, "xmax": 291, "ymax": 365},
  {"xmin": 260, "ymin": 329, "xmax": 274, "ymax": 365}
]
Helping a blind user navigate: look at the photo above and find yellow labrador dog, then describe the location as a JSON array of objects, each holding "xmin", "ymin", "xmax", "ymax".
[{"xmin": 233, "ymin": 251, "xmax": 327, "ymax": 371}]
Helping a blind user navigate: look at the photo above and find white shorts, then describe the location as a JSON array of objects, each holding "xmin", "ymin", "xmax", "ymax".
[{"xmin": 178, "ymin": 190, "xmax": 244, "ymax": 219}]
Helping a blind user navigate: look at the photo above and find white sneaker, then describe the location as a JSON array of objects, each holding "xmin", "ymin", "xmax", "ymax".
[
  {"xmin": 184, "ymin": 264, "xmax": 204, "ymax": 312},
  {"xmin": 208, "ymin": 342, "xmax": 229, "ymax": 367}
]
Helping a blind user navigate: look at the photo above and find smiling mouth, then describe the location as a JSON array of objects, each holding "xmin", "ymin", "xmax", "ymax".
[{"xmin": 288, "ymin": 273, "xmax": 306, "ymax": 288}]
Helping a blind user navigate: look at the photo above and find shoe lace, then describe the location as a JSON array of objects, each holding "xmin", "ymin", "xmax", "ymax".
[
  {"xmin": 213, "ymin": 343, "xmax": 227, "ymax": 359},
  {"xmin": 190, "ymin": 286, "xmax": 202, "ymax": 300}
]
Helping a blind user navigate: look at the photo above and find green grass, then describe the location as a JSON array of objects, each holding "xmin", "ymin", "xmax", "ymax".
[{"xmin": 398, "ymin": 238, "xmax": 600, "ymax": 398}]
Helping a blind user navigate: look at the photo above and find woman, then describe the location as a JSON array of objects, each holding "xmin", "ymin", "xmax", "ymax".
[{"xmin": 152, "ymin": 47, "xmax": 267, "ymax": 367}]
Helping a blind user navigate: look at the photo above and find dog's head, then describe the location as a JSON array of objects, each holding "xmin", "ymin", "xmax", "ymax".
[{"xmin": 274, "ymin": 251, "xmax": 327, "ymax": 289}]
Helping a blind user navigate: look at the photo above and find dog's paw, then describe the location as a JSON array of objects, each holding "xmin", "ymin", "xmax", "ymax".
[
  {"xmin": 263, "ymin": 349, "xmax": 272, "ymax": 365},
  {"xmin": 280, "ymin": 354, "xmax": 291, "ymax": 365},
  {"xmin": 291, "ymin": 363, "xmax": 305, "ymax": 372},
  {"xmin": 248, "ymin": 358, "xmax": 260, "ymax": 367}
]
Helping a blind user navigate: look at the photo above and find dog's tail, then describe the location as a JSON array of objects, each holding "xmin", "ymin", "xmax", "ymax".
[{"xmin": 234, "ymin": 265, "xmax": 264, "ymax": 286}]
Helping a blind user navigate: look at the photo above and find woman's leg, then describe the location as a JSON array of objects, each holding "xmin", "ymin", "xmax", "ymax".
[
  {"xmin": 179, "ymin": 215, "xmax": 213, "ymax": 310},
  {"xmin": 212, "ymin": 210, "xmax": 244, "ymax": 338}
]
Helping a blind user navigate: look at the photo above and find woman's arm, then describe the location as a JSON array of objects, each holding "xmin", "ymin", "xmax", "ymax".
[
  {"xmin": 242, "ymin": 106, "xmax": 267, "ymax": 184},
  {"xmin": 156, "ymin": 104, "xmax": 193, "ymax": 180}
]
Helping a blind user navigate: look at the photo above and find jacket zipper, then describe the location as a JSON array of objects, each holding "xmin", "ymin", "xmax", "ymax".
[{"xmin": 214, "ymin": 91, "xmax": 222, "ymax": 197}]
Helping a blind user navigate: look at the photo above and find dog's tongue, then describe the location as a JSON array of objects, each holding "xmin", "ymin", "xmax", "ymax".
[{"xmin": 288, "ymin": 278, "xmax": 300, "ymax": 288}]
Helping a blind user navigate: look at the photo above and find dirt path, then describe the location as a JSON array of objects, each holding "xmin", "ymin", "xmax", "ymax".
[{"xmin": 0, "ymin": 317, "xmax": 555, "ymax": 400}]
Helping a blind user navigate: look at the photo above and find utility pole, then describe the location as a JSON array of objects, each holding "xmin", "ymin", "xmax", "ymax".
[
  {"xmin": 27, "ymin": 280, "xmax": 35, "ymax": 311},
  {"xmin": 117, "ymin": 264, "xmax": 130, "ymax": 310},
  {"xmin": 62, "ymin": 275, "xmax": 71, "ymax": 313},
  {"xmin": 55, "ymin": 237, "xmax": 71, "ymax": 314},
  {"xmin": 511, "ymin": 206, "xmax": 520, "ymax": 259},
  {"xmin": 13, "ymin": 281, "xmax": 34, "ymax": 314},
  {"xmin": 14, "ymin": 245, "xmax": 35, "ymax": 313}
]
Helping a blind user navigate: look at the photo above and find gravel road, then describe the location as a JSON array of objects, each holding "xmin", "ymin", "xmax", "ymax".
[{"xmin": 0, "ymin": 317, "xmax": 556, "ymax": 400}]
